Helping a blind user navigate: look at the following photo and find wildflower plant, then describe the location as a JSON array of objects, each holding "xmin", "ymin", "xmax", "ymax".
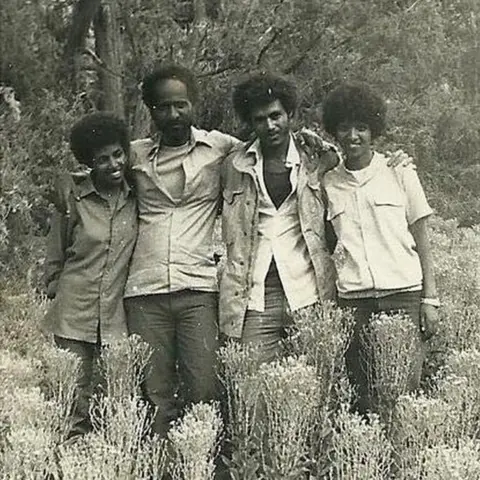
[
  {"xmin": 328, "ymin": 407, "xmax": 393, "ymax": 480},
  {"xmin": 390, "ymin": 394, "xmax": 458, "ymax": 478},
  {"xmin": 289, "ymin": 301, "xmax": 354, "ymax": 392},
  {"xmin": 168, "ymin": 402, "xmax": 223, "ymax": 480},
  {"xmin": 361, "ymin": 312, "xmax": 423, "ymax": 420},
  {"xmin": 421, "ymin": 439, "xmax": 480, "ymax": 479},
  {"xmin": 39, "ymin": 343, "xmax": 81, "ymax": 441},
  {"xmin": 435, "ymin": 348, "xmax": 480, "ymax": 438},
  {"xmin": 258, "ymin": 355, "xmax": 320, "ymax": 479},
  {"xmin": 0, "ymin": 387, "xmax": 60, "ymax": 479},
  {"xmin": 58, "ymin": 398, "xmax": 167, "ymax": 480},
  {"xmin": 99, "ymin": 334, "xmax": 152, "ymax": 400},
  {"xmin": 217, "ymin": 341, "xmax": 263, "ymax": 480}
]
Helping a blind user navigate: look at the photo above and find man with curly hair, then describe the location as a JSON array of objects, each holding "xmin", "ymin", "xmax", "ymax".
[{"xmin": 220, "ymin": 72, "xmax": 340, "ymax": 362}]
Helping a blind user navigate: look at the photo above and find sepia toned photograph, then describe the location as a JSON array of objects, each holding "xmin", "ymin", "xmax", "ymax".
[{"xmin": 0, "ymin": 0, "xmax": 479, "ymax": 478}]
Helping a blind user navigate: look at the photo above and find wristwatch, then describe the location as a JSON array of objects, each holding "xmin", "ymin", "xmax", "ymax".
[{"xmin": 420, "ymin": 297, "xmax": 441, "ymax": 308}]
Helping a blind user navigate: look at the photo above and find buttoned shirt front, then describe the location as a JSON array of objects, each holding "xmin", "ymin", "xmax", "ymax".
[
  {"xmin": 44, "ymin": 175, "xmax": 138, "ymax": 344},
  {"xmin": 323, "ymin": 152, "xmax": 433, "ymax": 296},
  {"xmin": 124, "ymin": 127, "xmax": 237, "ymax": 297},
  {"xmin": 247, "ymin": 138, "xmax": 319, "ymax": 312}
]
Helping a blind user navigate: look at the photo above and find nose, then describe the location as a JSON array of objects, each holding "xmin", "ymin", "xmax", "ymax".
[
  {"xmin": 266, "ymin": 118, "xmax": 275, "ymax": 131},
  {"xmin": 109, "ymin": 155, "xmax": 124, "ymax": 170},
  {"xmin": 168, "ymin": 105, "xmax": 180, "ymax": 119},
  {"xmin": 348, "ymin": 127, "xmax": 360, "ymax": 139}
]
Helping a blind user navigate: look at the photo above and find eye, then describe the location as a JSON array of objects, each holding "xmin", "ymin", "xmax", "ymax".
[
  {"xmin": 112, "ymin": 149, "xmax": 124, "ymax": 158},
  {"xmin": 356, "ymin": 124, "xmax": 369, "ymax": 132}
]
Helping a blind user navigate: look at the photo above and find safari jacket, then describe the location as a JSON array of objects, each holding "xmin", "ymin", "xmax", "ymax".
[{"xmin": 219, "ymin": 138, "xmax": 338, "ymax": 338}]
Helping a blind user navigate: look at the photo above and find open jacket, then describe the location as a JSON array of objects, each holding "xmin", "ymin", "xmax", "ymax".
[{"xmin": 219, "ymin": 138, "xmax": 338, "ymax": 338}]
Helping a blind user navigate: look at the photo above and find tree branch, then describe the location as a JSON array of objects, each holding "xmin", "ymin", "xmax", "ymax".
[{"xmin": 256, "ymin": 27, "xmax": 283, "ymax": 66}]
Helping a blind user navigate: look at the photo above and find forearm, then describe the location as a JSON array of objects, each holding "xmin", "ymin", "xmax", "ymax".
[
  {"xmin": 45, "ymin": 211, "xmax": 67, "ymax": 297},
  {"xmin": 409, "ymin": 217, "xmax": 437, "ymax": 297}
]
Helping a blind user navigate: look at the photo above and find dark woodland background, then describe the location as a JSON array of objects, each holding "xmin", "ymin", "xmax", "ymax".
[{"xmin": 0, "ymin": 0, "xmax": 479, "ymax": 285}]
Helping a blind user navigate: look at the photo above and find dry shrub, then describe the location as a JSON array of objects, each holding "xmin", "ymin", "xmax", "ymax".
[
  {"xmin": 421, "ymin": 440, "xmax": 480, "ymax": 479},
  {"xmin": 361, "ymin": 312, "xmax": 423, "ymax": 420},
  {"xmin": 99, "ymin": 334, "xmax": 152, "ymax": 399},
  {"xmin": 258, "ymin": 355, "xmax": 320, "ymax": 479},
  {"xmin": 391, "ymin": 394, "xmax": 458, "ymax": 478},
  {"xmin": 435, "ymin": 348, "xmax": 480, "ymax": 438},
  {"xmin": 168, "ymin": 402, "xmax": 223, "ymax": 480},
  {"xmin": 289, "ymin": 301, "xmax": 354, "ymax": 407},
  {"xmin": 218, "ymin": 341, "xmax": 263, "ymax": 479},
  {"xmin": 327, "ymin": 408, "xmax": 393, "ymax": 480},
  {"xmin": 0, "ymin": 387, "xmax": 60, "ymax": 479},
  {"xmin": 58, "ymin": 398, "xmax": 167, "ymax": 480}
]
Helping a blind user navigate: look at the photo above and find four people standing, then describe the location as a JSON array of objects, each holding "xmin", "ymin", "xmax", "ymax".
[{"xmin": 46, "ymin": 68, "xmax": 438, "ymax": 438}]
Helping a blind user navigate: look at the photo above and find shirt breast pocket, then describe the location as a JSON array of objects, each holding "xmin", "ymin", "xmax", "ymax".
[{"xmin": 371, "ymin": 189, "xmax": 407, "ymax": 225}]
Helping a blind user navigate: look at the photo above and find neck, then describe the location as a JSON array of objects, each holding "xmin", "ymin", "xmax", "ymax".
[
  {"xmin": 345, "ymin": 150, "xmax": 373, "ymax": 171},
  {"xmin": 261, "ymin": 136, "xmax": 290, "ymax": 169}
]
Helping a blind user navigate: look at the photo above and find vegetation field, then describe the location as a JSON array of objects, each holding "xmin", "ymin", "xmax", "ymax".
[
  {"xmin": 1, "ymin": 0, "xmax": 480, "ymax": 478},
  {"xmin": 1, "ymin": 217, "xmax": 480, "ymax": 479}
]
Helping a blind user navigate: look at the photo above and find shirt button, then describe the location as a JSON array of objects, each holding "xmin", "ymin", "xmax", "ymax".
[
  {"xmin": 246, "ymin": 201, "xmax": 251, "ymax": 206},
  {"xmin": 239, "ymin": 261, "xmax": 244, "ymax": 266}
]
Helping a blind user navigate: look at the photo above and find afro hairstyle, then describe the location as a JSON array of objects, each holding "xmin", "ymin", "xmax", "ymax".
[
  {"xmin": 322, "ymin": 83, "xmax": 387, "ymax": 140},
  {"xmin": 232, "ymin": 71, "xmax": 298, "ymax": 124},
  {"xmin": 69, "ymin": 112, "xmax": 130, "ymax": 168},
  {"xmin": 141, "ymin": 63, "xmax": 198, "ymax": 109}
]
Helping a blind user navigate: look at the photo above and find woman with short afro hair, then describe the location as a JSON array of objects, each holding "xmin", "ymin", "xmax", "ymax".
[
  {"xmin": 322, "ymin": 83, "xmax": 439, "ymax": 415},
  {"xmin": 44, "ymin": 112, "xmax": 138, "ymax": 440}
]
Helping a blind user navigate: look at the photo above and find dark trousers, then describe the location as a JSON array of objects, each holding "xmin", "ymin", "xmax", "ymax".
[
  {"xmin": 124, "ymin": 290, "xmax": 219, "ymax": 437},
  {"xmin": 338, "ymin": 291, "xmax": 424, "ymax": 414},
  {"xmin": 241, "ymin": 282, "xmax": 292, "ymax": 364},
  {"xmin": 54, "ymin": 335, "xmax": 100, "ymax": 438}
]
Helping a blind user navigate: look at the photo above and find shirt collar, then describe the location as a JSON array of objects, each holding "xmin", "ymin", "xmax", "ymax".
[
  {"xmin": 77, "ymin": 173, "xmax": 131, "ymax": 199},
  {"xmin": 147, "ymin": 126, "xmax": 214, "ymax": 160},
  {"xmin": 336, "ymin": 151, "xmax": 384, "ymax": 184},
  {"xmin": 246, "ymin": 134, "xmax": 300, "ymax": 168}
]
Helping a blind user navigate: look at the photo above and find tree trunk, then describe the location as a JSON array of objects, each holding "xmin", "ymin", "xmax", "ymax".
[
  {"xmin": 62, "ymin": 0, "xmax": 102, "ymax": 89},
  {"xmin": 93, "ymin": 0, "xmax": 125, "ymax": 116}
]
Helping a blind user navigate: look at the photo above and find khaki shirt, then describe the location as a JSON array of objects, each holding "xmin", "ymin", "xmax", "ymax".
[
  {"xmin": 44, "ymin": 175, "xmax": 138, "ymax": 344},
  {"xmin": 323, "ymin": 152, "xmax": 433, "ymax": 296},
  {"xmin": 220, "ymin": 138, "xmax": 338, "ymax": 338},
  {"xmin": 124, "ymin": 127, "xmax": 238, "ymax": 297},
  {"xmin": 246, "ymin": 138, "xmax": 319, "ymax": 312}
]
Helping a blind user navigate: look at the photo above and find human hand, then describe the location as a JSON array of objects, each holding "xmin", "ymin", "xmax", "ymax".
[
  {"xmin": 385, "ymin": 149, "xmax": 415, "ymax": 168},
  {"xmin": 419, "ymin": 303, "xmax": 439, "ymax": 340},
  {"xmin": 296, "ymin": 128, "xmax": 339, "ymax": 174}
]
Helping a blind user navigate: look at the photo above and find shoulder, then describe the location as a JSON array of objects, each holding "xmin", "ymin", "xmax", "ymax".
[
  {"xmin": 130, "ymin": 138, "xmax": 156, "ymax": 166},
  {"xmin": 193, "ymin": 128, "xmax": 240, "ymax": 151}
]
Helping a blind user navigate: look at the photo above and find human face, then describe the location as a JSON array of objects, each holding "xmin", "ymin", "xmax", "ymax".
[
  {"xmin": 91, "ymin": 143, "xmax": 127, "ymax": 190},
  {"xmin": 149, "ymin": 78, "xmax": 194, "ymax": 146},
  {"xmin": 250, "ymin": 99, "xmax": 291, "ymax": 152},
  {"xmin": 336, "ymin": 121, "xmax": 373, "ymax": 167}
]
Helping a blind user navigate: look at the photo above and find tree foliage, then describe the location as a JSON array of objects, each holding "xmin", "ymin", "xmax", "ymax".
[{"xmin": 0, "ymin": 0, "xmax": 479, "ymax": 280}]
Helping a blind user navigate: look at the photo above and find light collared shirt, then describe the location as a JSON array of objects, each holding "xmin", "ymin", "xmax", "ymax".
[
  {"xmin": 247, "ymin": 137, "xmax": 319, "ymax": 312},
  {"xmin": 124, "ymin": 127, "xmax": 238, "ymax": 297},
  {"xmin": 44, "ymin": 175, "xmax": 138, "ymax": 344},
  {"xmin": 323, "ymin": 151, "xmax": 433, "ymax": 297}
]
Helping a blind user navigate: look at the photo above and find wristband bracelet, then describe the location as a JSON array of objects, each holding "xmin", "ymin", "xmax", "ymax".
[{"xmin": 421, "ymin": 297, "xmax": 441, "ymax": 308}]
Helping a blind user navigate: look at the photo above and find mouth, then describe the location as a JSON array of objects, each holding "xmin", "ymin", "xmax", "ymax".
[{"xmin": 109, "ymin": 170, "xmax": 123, "ymax": 180}]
